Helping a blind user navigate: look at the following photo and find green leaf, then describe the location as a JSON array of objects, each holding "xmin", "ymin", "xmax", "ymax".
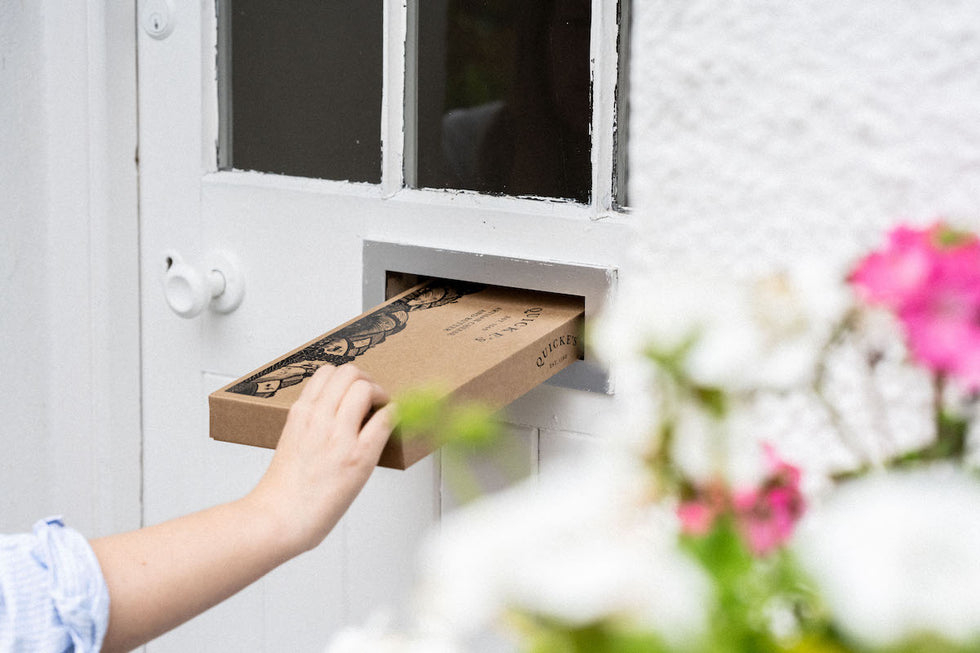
[
  {"xmin": 892, "ymin": 410, "xmax": 969, "ymax": 467},
  {"xmin": 520, "ymin": 619, "xmax": 673, "ymax": 653},
  {"xmin": 878, "ymin": 632, "xmax": 980, "ymax": 653},
  {"xmin": 932, "ymin": 224, "xmax": 975, "ymax": 249},
  {"xmin": 682, "ymin": 517, "xmax": 753, "ymax": 583},
  {"xmin": 393, "ymin": 386, "xmax": 502, "ymax": 449},
  {"xmin": 693, "ymin": 386, "xmax": 728, "ymax": 418},
  {"xmin": 393, "ymin": 387, "xmax": 447, "ymax": 441},
  {"xmin": 446, "ymin": 403, "xmax": 501, "ymax": 448}
]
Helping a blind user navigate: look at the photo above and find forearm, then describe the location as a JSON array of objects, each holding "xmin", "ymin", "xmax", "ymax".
[
  {"xmin": 90, "ymin": 493, "xmax": 302, "ymax": 653},
  {"xmin": 88, "ymin": 365, "xmax": 393, "ymax": 652}
]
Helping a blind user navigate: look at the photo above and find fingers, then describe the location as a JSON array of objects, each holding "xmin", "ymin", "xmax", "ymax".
[
  {"xmin": 357, "ymin": 404, "xmax": 396, "ymax": 462},
  {"xmin": 316, "ymin": 365, "xmax": 379, "ymax": 417},
  {"xmin": 285, "ymin": 365, "xmax": 334, "ymax": 433},
  {"xmin": 295, "ymin": 363, "xmax": 334, "ymax": 404},
  {"xmin": 334, "ymin": 377, "xmax": 391, "ymax": 441},
  {"xmin": 289, "ymin": 365, "xmax": 390, "ymax": 444},
  {"xmin": 292, "ymin": 365, "xmax": 372, "ymax": 414}
]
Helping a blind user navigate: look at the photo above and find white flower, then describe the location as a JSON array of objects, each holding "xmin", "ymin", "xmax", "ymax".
[
  {"xmin": 590, "ymin": 272, "xmax": 709, "ymax": 368},
  {"xmin": 669, "ymin": 396, "xmax": 776, "ymax": 488},
  {"xmin": 794, "ymin": 466, "xmax": 980, "ymax": 647},
  {"xmin": 592, "ymin": 264, "xmax": 850, "ymax": 395},
  {"xmin": 416, "ymin": 453, "xmax": 709, "ymax": 647},
  {"xmin": 703, "ymin": 264, "xmax": 849, "ymax": 390},
  {"xmin": 324, "ymin": 615, "xmax": 460, "ymax": 653},
  {"xmin": 760, "ymin": 269, "xmax": 847, "ymax": 385},
  {"xmin": 680, "ymin": 284, "xmax": 760, "ymax": 390}
]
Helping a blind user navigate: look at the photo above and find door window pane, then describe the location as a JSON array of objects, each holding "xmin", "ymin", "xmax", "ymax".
[
  {"xmin": 218, "ymin": 1, "xmax": 383, "ymax": 183},
  {"xmin": 613, "ymin": 0, "xmax": 630, "ymax": 208},
  {"xmin": 414, "ymin": 0, "xmax": 592, "ymax": 203}
]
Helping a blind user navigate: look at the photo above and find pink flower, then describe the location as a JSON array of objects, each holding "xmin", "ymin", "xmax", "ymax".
[
  {"xmin": 677, "ymin": 449, "xmax": 805, "ymax": 556},
  {"xmin": 851, "ymin": 222, "xmax": 980, "ymax": 389},
  {"xmin": 732, "ymin": 450, "xmax": 806, "ymax": 556},
  {"xmin": 677, "ymin": 483, "xmax": 726, "ymax": 536},
  {"xmin": 849, "ymin": 225, "xmax": 937, "ymax": 310},
  {"xmin": 732, "ymin": 486, "xmax": 804, "ymax": 556},
  {"xmin": 677, "ymin": 500, "xmax": 719, "ymax": 536}
]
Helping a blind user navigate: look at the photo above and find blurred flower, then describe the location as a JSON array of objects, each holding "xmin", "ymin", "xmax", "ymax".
[
  {"xmin": 593, "ymin": 265, "xmax": 849, "ymax": 396},
  {"xmin": 795, "ymin": 466, "xmax": 980, "ymax": 648},
  {"xmin": 677, "ymin": 482, "xmax": 726, "ymax": 536},
  {"xmin": 731, "ymin": 447, "xmax": 806, "ymax": 555},
  {"xmin": 332, "ymin": 221, "xmax": 980, "ymax": 653},
  {"xmin": 679, "ymin": 445, "xmax": 805, "ymax": 556},
  {"xmin": 851, "ymin": 222, "xmax": 980, "ymax": 389},
  {"xmin": 722, "ymin": 264, "xmax": 851, "ymax": 391},
  {"xmin": 849, "ymin": 224, "xmax": 938, "ymax": 311},
  {"xmin": 416, "ymin": 455, "xmax": 710, "ymax": 647},
  {"xmin": 323, "ymin": 615, "xmax": 460, "ymax": 653}
]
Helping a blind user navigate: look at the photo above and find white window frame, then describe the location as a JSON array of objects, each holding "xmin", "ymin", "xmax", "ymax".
[{"xmin": 203, "ymin": 0, "xmax": 629, "ymax": 221}]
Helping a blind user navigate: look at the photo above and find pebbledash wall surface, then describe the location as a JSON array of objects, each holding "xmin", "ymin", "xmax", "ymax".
[
  {"xmin": 3, "ymin": 0, "xmax": 980, "ymax": 546},
  {"xmin": 628, "ymin": 2, "xmax": 980, "ymax": 268},
  {"xmin": 625, "ymin": 2, "xmax": 980, "ymax": 471}
]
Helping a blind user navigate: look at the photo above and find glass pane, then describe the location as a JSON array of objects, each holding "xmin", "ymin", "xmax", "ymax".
[
  {"xmin": 219, "ymin": 1, "xmax": 383, "ymax": 183},
  {"xmin": 613, "ymin": 0, "xmax": 630, "ymax": 208},
  {"xmin": 414, "ymin": 0, "xmax": 592, "ymax": 203}
]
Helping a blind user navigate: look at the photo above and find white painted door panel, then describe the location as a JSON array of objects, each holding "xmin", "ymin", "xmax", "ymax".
[{"xmin": 138, "ymin": 1, "xmax": 630, "ymax": 650}]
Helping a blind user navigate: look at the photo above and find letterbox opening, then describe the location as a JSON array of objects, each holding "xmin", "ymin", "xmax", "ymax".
[{"xmin": 363, "ymin": 241, "xmax": 616, "ymax": 395}]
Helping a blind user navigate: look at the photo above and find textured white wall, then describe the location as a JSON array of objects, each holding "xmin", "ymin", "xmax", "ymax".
[
  {"xmin": 624, "ymin": 2, "xmax": 980, "ymax": 479},
  {"xmin": 629, "ymin": 1, "xmax": 980, "ymax": 272}
]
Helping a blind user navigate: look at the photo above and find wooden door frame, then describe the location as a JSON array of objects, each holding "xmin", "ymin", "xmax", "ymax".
[{"xmin": 38, "ymin": 1, "xmax": 141, "ymax": 538}]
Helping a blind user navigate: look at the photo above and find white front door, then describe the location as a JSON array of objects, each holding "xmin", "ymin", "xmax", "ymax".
[{"xmin": 137, "ymin": 1, "xmax": 632, "ymax": 649}]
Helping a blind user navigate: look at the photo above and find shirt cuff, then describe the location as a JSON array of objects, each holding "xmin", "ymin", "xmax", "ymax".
[{"xmin": 31, "ymin": 517, "xmax": 111, "ymax": 653}]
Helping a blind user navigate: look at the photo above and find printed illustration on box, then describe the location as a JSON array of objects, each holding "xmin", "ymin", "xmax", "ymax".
[{"xmin": 227, "ymin": 281, "xmax": 482, "ymax": 398}]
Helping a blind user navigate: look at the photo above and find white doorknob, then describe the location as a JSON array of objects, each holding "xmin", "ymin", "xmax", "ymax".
[{"xmin": 162, "ymin": 250, "xmax": 244, "ymax": 318}]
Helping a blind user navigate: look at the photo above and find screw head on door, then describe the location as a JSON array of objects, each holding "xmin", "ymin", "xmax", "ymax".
[{"xmin": 162, "ymin": 250, "xmax": 244, "ymax": 318}]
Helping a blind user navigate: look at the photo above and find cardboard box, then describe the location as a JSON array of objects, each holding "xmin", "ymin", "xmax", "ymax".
[{"xmin": 209, "ymin": 279, "xmax": 585, "ymax": 469}]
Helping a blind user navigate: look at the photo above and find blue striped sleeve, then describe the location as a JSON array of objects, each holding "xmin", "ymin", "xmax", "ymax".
[{"xmin": 0, "ymin": 517, "xmax": 110, "ymax": 653}]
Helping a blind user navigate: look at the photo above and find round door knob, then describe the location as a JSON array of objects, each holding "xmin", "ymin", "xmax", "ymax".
[{"xmin": 163, "ymin": 250, "xmax": 244, "ymax": 318}]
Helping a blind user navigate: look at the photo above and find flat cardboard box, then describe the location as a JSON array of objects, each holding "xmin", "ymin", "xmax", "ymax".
[{"xmin": 209, "ymin": 279, "xmax": 585, "ymax": 469}]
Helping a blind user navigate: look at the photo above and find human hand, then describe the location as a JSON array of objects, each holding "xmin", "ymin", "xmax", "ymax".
[
  {"xmin": 90, "ymin": 365, "xmax": 392, "ymax": 651},
  {"xmin": 247, "ymin": 364, "xmax": 394, "ymax": 555}
]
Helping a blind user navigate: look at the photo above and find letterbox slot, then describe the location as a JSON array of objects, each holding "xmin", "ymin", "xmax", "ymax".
[{"xmin": 363, "ymin": 241, "xmax": 615, "ymax": 395}]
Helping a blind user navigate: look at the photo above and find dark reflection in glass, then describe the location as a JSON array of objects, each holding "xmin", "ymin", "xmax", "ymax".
[
  {"xmin": 415, "ymin": 0, "xmax": 592, "ymax": 203},
  {"xmin": 614, "ymin": 0, "xmax": 630, "ymax": 208},
  {"xmin": 220, "ymin": 1, "xmax": 383, "ymax": 183}
]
